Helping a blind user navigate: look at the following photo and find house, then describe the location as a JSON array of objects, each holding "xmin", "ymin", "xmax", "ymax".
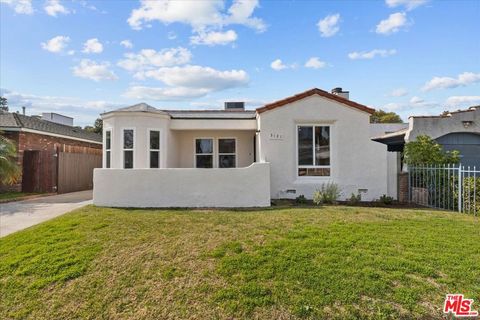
[
  {"xmin": 373, "ymin": 106, "xmax": 480, "ymax": 166},
  {"xmin": 93, "ymin": 87, "xmax": 403, "ymax": 207},
  {"xmin": 0, "ymin": 111, "xmax": 102, "ymax": 193}
]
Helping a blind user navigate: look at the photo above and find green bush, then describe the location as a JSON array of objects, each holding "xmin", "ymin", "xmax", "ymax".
[
  {"xmin": 295, "ymin": 195, "xmax": 307, "ymax": 205},
  {"xmin": 404, "ymin": 135, "xmax": 460, "ymax": 165},
  {"xmin": 347, "ymin": 193, "xmax": 361, "ymax": 205},
  {"xmin": 378, "ymin": 194, "xmax": 394, "ymax": 205},
  {"xmin": 313, "ymin": 183, "xmax": 341, "ymax": 205}
]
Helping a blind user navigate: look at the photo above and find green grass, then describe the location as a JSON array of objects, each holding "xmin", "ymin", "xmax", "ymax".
[
  {"xmin": 0, "ymin": 206, "xmax": 479, "ymax": 319},
  {"xmin": 0, "ymin": 192, "xmax": 38, "ymax": 202}
]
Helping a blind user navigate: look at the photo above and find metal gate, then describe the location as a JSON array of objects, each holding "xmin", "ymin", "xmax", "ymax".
[{"xmin": 409, "ymin": 164, "xmax": 479, "ymax": 215}]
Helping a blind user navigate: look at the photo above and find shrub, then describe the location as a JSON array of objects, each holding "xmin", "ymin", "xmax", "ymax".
[
  {"xmin": 313, "ymin": 183, "xmax": 341, "ymax": 205},
  {"xmin": 347, "ymin": 193, "xmax": 361, "ymax": 205},
  {"xmin": 378, "ymin": 194, "xmax": 394, "ymax": 205},
  {"xmin": 295, "ymin": 195, "xmax": 307, "ymax": 205},
  {"xmin": 403, "ymin": 135, "xmax": 460, "ymax": 165}
]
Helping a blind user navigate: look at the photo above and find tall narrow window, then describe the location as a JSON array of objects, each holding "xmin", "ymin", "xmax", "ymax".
[
  {"xmin": 123, "ymin": 129, "xmax": 134, "ymax": 169},
  {"xmin": 297, "ymin": 125, "xmax": 330, "ymax": 176},
  {"xmin": 149, "ymin": 130, "xmax": 160, "ymax": 168},
  {"xmin": 195, "ymin": 138, "xmax": 213, "ymax": 168},
  {"xmin": 218, "ymin": 138, "xmax": 236, "ymax": 168},
  {"xmin": 105, "ymin": 130, "xmax": 111, "ymax": 168}
]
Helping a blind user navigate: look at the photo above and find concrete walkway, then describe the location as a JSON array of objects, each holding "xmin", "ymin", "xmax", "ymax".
[{"xmin": 0, "ymin": 190, "xmax": 92, "ymax": 238}]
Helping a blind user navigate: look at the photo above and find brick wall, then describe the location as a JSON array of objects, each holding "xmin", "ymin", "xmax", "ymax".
[
  {"xmin": 398, "ymin": 172, "xmax": 409, "ymax": 203},
  {"xmin": 0, "ymin": 130, "xmax": 102, "ymax": 192}
]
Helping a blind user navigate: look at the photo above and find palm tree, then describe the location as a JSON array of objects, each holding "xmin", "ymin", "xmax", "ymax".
[{"xmin": 0, "ymin": 131, "xmax": 21, "ymax": 185}]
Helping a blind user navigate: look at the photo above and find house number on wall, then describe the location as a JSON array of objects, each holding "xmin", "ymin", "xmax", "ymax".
[{"xmin": 269, "ymin": 132, "xmax": 284, "ymax": 140}]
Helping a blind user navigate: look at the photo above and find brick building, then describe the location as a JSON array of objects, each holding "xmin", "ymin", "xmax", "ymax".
[{"xmin": 0, "ymin": 112, "xmax": 102, "ymax": 192}]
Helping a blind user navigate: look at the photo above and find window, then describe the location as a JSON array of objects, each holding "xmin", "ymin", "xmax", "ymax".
[
  {"xmin": 297, "ymin": 125, "xmax": 330, "ymax": 176},
  {"xmin": 195, "ymin": 138, "xmax": 213, "ymax": 168},
  {"xmin": 218, "ymin": 138, "xmax": 236, "ymax": 168},
  {"xmin": 123, "ymin": 129, "xmax": 134, "ymax": 169},
  {"xmin": 149, "ymin": 130, "xmax": 160, "ymax": 168},
  {"xmin": 105, "ymin": 130, "xmax": 111, "ymax": 168}
]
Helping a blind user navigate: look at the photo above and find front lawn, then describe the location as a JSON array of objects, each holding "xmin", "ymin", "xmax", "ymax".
[
  {"xmin": 0, "ymin": 192, "xmax": 38, "ymax": 202},
  {"xmin": 0, "ymin": 206, "xmax": 478, "ymax": 319}
]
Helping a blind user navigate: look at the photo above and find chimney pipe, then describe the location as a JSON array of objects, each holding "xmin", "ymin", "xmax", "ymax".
[{"xmin": 22, "ymin": 106, "xmax": 26, "ymax": 115}]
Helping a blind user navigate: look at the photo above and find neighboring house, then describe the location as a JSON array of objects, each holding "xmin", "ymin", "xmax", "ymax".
[
  {"xmin": 373, "ymin": 106, "xmax": 480, "ymax": 167},
  {"xmin": 94, "ymin": 87, "xmax": 402, "ymax": 207},
  {"xmin": 0, "ymin": 111, "xmax": 102, "ymax": 193}
]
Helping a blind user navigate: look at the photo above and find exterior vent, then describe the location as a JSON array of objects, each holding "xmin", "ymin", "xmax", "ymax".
[{"xmin": 224, "ymin": 102, "xmax": 245, "ymax": 111}]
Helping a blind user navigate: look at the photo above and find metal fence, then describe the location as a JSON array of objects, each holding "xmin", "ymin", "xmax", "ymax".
[{"xmin": 409, "ymin": 164, "xmax": 479, "ymax": 215}]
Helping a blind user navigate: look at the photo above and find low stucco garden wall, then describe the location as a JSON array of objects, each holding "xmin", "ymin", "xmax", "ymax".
[{"xmin": 93, "ymin": 162, "xmax": 270, "ymax": 208}]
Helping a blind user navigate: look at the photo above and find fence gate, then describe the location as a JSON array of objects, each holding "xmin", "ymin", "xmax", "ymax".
[
  {"xmin": 57, "ymin": 152, "xmax": 102, "ymax": 194},
  {"xmin": 22, "ymin": 150, "xmax": 57, "ymax": 193},
  {"xmin": 409, "ymin": 164, "xmax": 479, "ymax": 215}
]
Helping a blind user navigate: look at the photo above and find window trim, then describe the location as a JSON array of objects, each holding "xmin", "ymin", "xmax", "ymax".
[
  {"xmin": 218, "ymin": 137, "xmax": 237, "ymax": 168},
  {"xmin": 147, "ymin": 128, "xmax": 161, "ymax": 169},
  {"xmin": 194, "ymin": 137, "xmax": 215, "ymax": 168},
  {"xmin": 104, "ymin": 128, "xmax": 112, "ymax": 168},
  {"xmin": 296, "ymin": 124, "xmax": 332, "ymax": 178},
  {"xmin": 122, "ymin": 127, "xmax": 135, "ymax": 169}
]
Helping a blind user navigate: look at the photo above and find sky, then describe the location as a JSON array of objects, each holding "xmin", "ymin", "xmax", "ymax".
[{"xmin": 1, "ymin": 0, "xmax": 479, "ymax": 127}]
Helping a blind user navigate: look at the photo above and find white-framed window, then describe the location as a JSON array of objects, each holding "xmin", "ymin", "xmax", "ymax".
[
  {"xmin": 105, "ymin": 129, "xmax": 111, "ymax": 168},
  {"xmin": 122, "ymin": 128, "xmax": 134, "ymax": 169},
  {"xmin": 195, "ymin": 138, "xmax": 213, "ymax": 168},
  {"xmin": 297, "ymin": 125, "xmax": 331, "ymax": 177},
  {"xmin": 218, "ymin": 138, "xmax": 236, "ymax": 168},
  {"xmin": 149, "ymin": 129, "xmax": 160, "ymax": 168}
]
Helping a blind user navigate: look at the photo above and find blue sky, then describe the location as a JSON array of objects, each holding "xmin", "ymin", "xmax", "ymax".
[{"xmin": 1, "ymin": 0, "xmax": 479, "ymax": 126}]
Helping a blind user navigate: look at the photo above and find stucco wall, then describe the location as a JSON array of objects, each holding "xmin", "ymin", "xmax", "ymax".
[
  {"xmin": 93, "ymin": 162, "xmax": 270, "ymax": 207},
  {"xmin": 173, "ymin": 130, "xmax": 255, "ymax": 168},
  {"xmin": 257, "ymin": 95, "xmax": 392, "ymax": 201}
]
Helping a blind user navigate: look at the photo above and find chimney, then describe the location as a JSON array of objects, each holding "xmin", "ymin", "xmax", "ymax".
[
  {"xmin": 331, "ymin": 87, "xmax": 349, "ymax": 100},
  {"xmin": 224, "ymin": 102, "xmax": 245, "ymax": 111},
  {"xmin": 22, "ymin": 106, "xmax": 26, "ymax": 115}
]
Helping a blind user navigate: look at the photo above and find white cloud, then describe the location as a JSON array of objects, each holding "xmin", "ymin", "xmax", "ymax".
[
  {"xmin": 127, "ymin": 0, "xmax": 265, "ymax": 32},
  {"xmin": 348, "ymin": 49, "xmax": 397, "ymax": 60},
  {"xmin": 167, "ymin": 31, "xmax": 177, "ymax": 40},
  {"xmin": 386, "ymin": 0, "xmax": 428, "ymax": 10},
  {"xmin": 445, "ymin": 96, "xmax": 480, "ymax": 107},
  {"xmin": 123, "ymin": 65, "xmax": 249, "ymax": 101},
  {"xmin": 1, "ymin": 0, "xmax": 33, "ymax": 14},
  {"xmin": 422, "ymin": 72, "xmax": 480, "ymax": 91},
  {"xmin": 410, "ymin": 96, "xmax": 424, "ymax": 104},
  {"xmin": 118, "ymin": 47, "xmax": 192, "ymax": 74},
  {"xmin": 82, "ymin": 38, "xmax": 104, "ymax": 54},
  {"xmin": 72, "ymin": 59, "xmax": 118, "ymax": 81},
  {"xmin": 270, "ymin": 59, "xmax": 294, "ymax": 71},
  {"xmin": 317, "ymin": 13, "xmax": 340, "ymax": 37},
  {"xmin": 376, "ymin": 12, "xmax": 408, "ymax": 35},
  {"xmin": 190, "ymin": 30, "xmax": 237, "ymax": 46},
  {"xmin": 388, "ymin": 88, "xmax": 408, "ymax": 97},
  {"xmin": 120, "ymin": 40, "xmax": 133, "ymax": 49},
  {"xmin": 41, "ymin": 35, "xmax": 70, "ymax": 53},
  {"xmin": 44, "ymin": 0, "xmax": 69, "ymax": 17},
  {"xmin": 304, "ymin": 57, "xmax": 326, "ymax": 69}
]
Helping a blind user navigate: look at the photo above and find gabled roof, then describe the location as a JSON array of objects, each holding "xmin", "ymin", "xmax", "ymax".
[
  {"xmin": 256, "ymin": 88, "xmax": 375, "ymax": 115},
  {"xmin": 103, "ymin": 103, "xmax": 168, "ymax": 115},
  {"xmin": 0, "ymin": 112, "xmax": 102, "ymax": 143}
]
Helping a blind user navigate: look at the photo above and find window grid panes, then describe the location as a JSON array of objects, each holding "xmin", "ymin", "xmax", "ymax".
[
  {"xmin": 149, "ymin": 130, "xmax": 160, "ymax": 168},
  {"xmin": 218, "ymin": 138, "xmax": 236, "ymax": 168},
  {"xmin": 195, "ymin": 138, "xmax": 213, "ymax": 168},
  {"xmin": 105, "ymin": 130, "xmax": 111, "ymax": 168},
  {"xmin": 123, "ymin": 129, "xmax": 134, "ymax": 169},
  {"xmin": 297, "ymin": 125, "xmax": 330, "ymax": 176}
]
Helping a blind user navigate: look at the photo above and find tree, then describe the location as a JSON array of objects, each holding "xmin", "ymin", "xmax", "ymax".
[
  {"xmin": 84, "ymin": 118, "xmax": 103, "ymax": 135},
  {"xmin": 0, "ymin": 131, "xmax": 21, "ymax": 185},
  {"xmin": 370, "ymin": 109, "xmax": 403, "ymax": 123},
  {"xmin": 0, "ymin": 96, "xmax": 8, "ymax": 112},
  {"xmin": 403, "ymin": 135, "xmax": 460, "ymax": 165}
]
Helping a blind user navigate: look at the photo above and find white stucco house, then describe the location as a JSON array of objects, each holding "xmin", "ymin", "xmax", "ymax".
[{"xmin": 93, "ymin": 87, "xmax": 404, "ymax": 207}]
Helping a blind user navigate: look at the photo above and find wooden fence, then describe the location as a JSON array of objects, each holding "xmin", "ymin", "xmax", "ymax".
[{"xmin": 21, "ymin": 149, "xmax": 102, "ymax": 194}]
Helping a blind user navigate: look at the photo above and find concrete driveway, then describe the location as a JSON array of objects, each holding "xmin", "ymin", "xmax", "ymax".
[{"xmin": 0, "ymin": 190, "xmax": 92, "ymax": 238}]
